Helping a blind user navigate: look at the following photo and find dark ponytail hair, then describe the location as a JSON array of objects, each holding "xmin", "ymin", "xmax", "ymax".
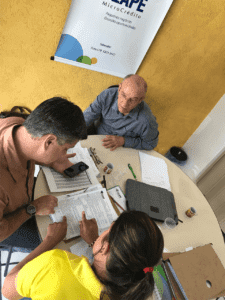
[{"xmin": 97, "ymin": 210, "xmax": 164, "ymax": 300}]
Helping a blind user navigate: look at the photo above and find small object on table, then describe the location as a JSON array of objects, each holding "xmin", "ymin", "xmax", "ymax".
[
  {"xmin": 100, "ymin": 175, "xmax": 107, "ymax": 189},
  {"xmin": 88, "ymin": 147, "xmax": 103, "ymax": 167},
  {"xmin": 162, "ymin": 217, "xmax": 176, "ymax": 230},
  {"xmin": 128, "ymin": 163, "xmax": 137, "ymax": 181},
  {"xmin": 103, "ymin": 163, "xmax": 114, "ymax": 174},
  {"xmin": 185, "ymin": 207, "xmax": 197, "ymax": 218}
]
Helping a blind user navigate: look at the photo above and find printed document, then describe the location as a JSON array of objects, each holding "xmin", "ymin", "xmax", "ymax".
[
  {"xmin": 67, "ymin": 144, "xmax": 100, "ymax": 178},
  {"xmin": 50, "ymin": 187, "xmax": 118, "ymax": 240},
  {"xmin": 42, "ymin": 141, "xmax": 100, "ymax": 192}
]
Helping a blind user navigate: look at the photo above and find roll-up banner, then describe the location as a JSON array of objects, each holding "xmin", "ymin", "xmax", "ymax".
[{"xmin": 53, "ymin": 0, "xmax": 174, "ymax": 78}]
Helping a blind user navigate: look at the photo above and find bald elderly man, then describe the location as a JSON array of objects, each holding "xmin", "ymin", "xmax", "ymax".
[{"xmin": 83, "ymin": 74, "xmax": 159, "ymax": 151}]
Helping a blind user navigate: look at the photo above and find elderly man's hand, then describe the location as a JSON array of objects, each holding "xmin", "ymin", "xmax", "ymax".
[{"xmin": 102, "ymin": 135, "xmax": 125, "ymax": 151}]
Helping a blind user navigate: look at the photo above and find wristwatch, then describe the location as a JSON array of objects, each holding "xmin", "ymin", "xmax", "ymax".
[{"xmin": 26, "ymin": 204, "xmax": 36, "ymax": 216}]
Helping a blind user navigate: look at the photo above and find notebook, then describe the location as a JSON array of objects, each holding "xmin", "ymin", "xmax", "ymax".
[{"xmin": 125, "ymin": 179, "xmax": 179, "ymax": 225}]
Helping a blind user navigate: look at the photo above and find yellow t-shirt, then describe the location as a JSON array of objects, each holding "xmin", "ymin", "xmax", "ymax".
[{"xmin": 16, "ymin": 249, "xmax": 103, "ymax": 300}]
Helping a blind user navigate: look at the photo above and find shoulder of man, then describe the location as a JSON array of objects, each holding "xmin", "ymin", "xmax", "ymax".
[
  {"xmin": 0, "ymin": 116, "xmax": 25, "ymax": 131},
  {"xmin": 139, "ymin": 101, "xmax": 156, "ymax": 118},
  {"xmin": 0, "ymin": 116, "xmax": 25, "ymax": 150},
  {"xmin": 137, "ymin": 101, "xmax": 158, "ymax": 132},
  {"xmin": 97, "ymin": 86, "xmax": 118, "ymax": 103}
]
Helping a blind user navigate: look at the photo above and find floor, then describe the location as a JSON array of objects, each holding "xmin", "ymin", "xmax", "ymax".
[{"xmin": 1, "ymin": 250, "xmax": 29, "ymax": 300}]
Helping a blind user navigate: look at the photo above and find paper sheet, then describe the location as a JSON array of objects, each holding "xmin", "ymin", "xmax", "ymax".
[
  {"xmin": 50, "ymin": 187, "xmax": 118, "ymax": 240},
  {"xmin": 67, "ymin": 143, "xmax": 100, "ymax": 178},
  {"xmin": 70, "ymin": 239, "xmax": 94, "ymax": 264},
  {"xmin": 42, "ymin": 166, "xmax": 98, "ymax": 192},
  {"xmin": 41, "ymin": 142, "xmax": 100, "ymax": 192},
  {"xmin": 139, "ymin": 151, "xmax": 171, "ymax": 192},
  {"xmin": 107, "ymin": 185, "xmax": 126, "ymax": 213}
]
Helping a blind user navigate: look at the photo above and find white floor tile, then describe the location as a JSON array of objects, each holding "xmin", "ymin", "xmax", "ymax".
[{"xmin": 1, "ymin": 250, "xmax": 29, "ymax": 264}]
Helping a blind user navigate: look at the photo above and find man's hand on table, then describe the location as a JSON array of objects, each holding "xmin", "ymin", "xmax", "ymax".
[
  {"xmin": 102, "ymin": 135, "xmax": 125, "ymax": 151},
  {"xmin": 50, "ymin": 153, "xmax": 76, "ymax": 174},
  {"xmin": 79, "ymin": 211, "xmax": 99, "ymax": 245},
  {"xmin": 33, "ymin": 195, "xmax": 58, "ymax": 215},
  {"xmin": 34, "ymin": 196, "xmax": 68, "ymax": 244}
]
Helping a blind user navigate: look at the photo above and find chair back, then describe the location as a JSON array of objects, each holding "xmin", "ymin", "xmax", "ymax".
[{"xmin": 107, "ymin": 85, "xmax": 119, "ymax": 89}]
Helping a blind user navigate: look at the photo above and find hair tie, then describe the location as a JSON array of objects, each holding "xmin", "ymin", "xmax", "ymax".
[{"xmin": 143, "ymin": 267, "xmax": 154, "ymax": 274}]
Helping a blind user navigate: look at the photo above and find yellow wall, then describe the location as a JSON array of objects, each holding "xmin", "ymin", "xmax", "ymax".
[{"xmin": 1, "ymin": 0, "xmax": 225, "ymax": 154}]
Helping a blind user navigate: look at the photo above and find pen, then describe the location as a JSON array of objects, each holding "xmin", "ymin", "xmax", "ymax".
[
  {"xmin": 103, "ymin": 175, "xmax": 107, "ymax": 189},
  {"xmin": 128, "ymin": 164, "xmax": 137, "ymax": 181},
  {"xmin": 109, "ymin": 195, "xmax": 125, "ymax": 211}
]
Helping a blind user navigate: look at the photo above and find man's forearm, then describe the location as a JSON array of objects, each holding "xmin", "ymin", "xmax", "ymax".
[
  {"xmin": 123, "ymin": 136, "xmax": 154, "ymax": 150},
  {"xmin": 0, "ymin": 206, "xmax": 31, "ymax": 242}
]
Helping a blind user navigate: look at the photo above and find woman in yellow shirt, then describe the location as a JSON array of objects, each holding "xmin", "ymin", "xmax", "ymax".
[{"xmin": 3, "ymin": 210, "xmax": 169, "ymax": 300}]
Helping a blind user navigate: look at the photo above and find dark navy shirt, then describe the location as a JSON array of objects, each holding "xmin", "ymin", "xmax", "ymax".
[{"xmin": 83, "ymin": 87, "xmax": 159, "ymax": 150}]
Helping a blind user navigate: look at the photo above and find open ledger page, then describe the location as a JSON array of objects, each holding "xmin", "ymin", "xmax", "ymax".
[
  {"xmin": 41, "ymin": 165, "xmax": 99, "ymax": 192},
  {"xmin": 50, "ymin": 187, "xmax": 118, "ymax": 240}
]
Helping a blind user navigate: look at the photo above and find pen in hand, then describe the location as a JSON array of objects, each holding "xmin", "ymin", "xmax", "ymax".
[{"xmin": 128, "ymin": 164, "xmax": 137, "ymax": 181}]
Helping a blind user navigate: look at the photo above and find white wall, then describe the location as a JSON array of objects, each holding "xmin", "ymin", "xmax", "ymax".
[{"xmin": 177, "ymin": 94, "xmax": 225, "ymax": 183}]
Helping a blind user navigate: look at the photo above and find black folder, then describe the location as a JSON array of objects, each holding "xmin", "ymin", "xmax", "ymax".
[{"xmin": 125, "ymin": 179, "xmax": 179, "ymax": 225}]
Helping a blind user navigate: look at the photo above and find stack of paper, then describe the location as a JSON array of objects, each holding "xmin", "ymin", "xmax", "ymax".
[
  {"xmin": 50, "ymin": 184, "xmax": 118, "ymax": 240},
  {"xmin": 139, "ymin": 151, "xmax": 171, "ymax": 192},
  {"xmin": 67, "ymin": 142, "xmax": 100, "ymax": 178},
  {"xmin": 42, "ymin": 142, "xmax": 100, "ymax": 192},
  {"xmin": 107, "ymin": 185, "xmax": 126, "ymax": 213}
]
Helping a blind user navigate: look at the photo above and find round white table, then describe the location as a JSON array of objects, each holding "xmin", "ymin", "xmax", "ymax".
[{"xmin": 34, "ymin": 135, "xmax": 225, "ymax": 300}]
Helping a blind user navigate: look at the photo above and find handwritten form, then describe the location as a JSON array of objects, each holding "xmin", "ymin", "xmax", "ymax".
[{"xmin": 139, "ymin": 151, "xmax": 171, "ymax": 192}]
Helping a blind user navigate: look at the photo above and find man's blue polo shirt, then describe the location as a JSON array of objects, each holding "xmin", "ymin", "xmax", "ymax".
[{"xmin": 83, "ymin": 87, "xmax": 159, "ymax": 150}]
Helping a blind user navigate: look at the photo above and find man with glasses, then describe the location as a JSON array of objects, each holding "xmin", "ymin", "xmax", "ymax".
[{"xmin": 83, "ymin": 74, "xmax": 159, "ymax": 151}]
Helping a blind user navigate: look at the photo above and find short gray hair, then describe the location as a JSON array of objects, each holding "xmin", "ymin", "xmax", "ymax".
[{"xmin": 23, "ymin": 97, "xmax": 87, "ymax": 146}]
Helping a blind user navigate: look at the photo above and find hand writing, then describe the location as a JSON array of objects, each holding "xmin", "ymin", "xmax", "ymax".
[{"xmin": 102, "ymin": 135, "xmax": 125, "ymax": 151}]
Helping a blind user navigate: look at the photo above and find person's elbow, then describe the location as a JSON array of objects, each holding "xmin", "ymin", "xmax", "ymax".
[
  {"xmin": 145, "ymin": 130, "xmax": 159, "ymax": 149},
  {"xmin": 141, "ymin": 136, "xmax": 159, "ymax": 151},
  {"xmin": 140, "ymin": 143, "xmax": 155, "ymax": 151}
]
